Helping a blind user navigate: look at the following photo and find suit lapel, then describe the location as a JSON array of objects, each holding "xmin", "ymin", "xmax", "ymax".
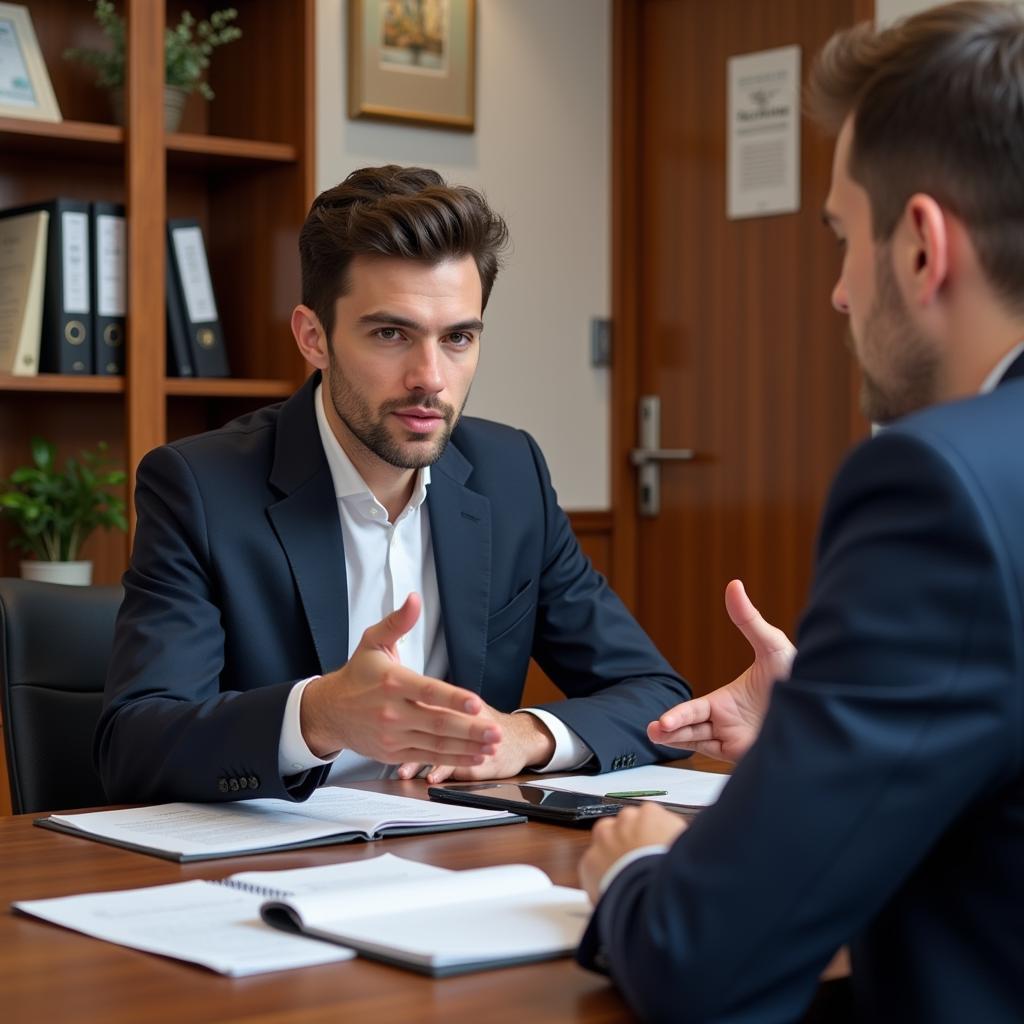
[
  {"xmin": 428, "ymin": 442, "xmax": 491, "ymax": 693},
  {"xmin": 266, "ymin": 374, "xmax": 350, "ymax": 674},
  {"xmin": 998, "ymin": 347, "xmax": 1024, "ymax": 384}
]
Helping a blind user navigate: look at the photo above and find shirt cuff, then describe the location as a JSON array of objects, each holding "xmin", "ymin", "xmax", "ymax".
[
  {"xmin": 278, "ymin": 676, "xmax": 342, "ymax": 777},
  {"xmin": 599, "ymin": 845, "xmax": 669, "ymax": 896},
  {"xmin": 514, "ymin": 708, "xmax": 594, "ymax": 772}
]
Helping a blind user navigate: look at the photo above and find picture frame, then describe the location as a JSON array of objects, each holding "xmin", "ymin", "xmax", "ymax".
[
  {"xmin": 0, "ymin": 3, "xmax": 62, "ymax": 123},
  {"xmin": 348, "ymin": 0, "xmax": 476, "ymax": 132}
]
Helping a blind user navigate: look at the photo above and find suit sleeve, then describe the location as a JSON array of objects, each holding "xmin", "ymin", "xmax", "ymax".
[
  {"xmin": 577, "ymin": 430, "xmax": 1021, "ymax": 1023},
  {"xmin": 520, "ymin": 431, "xmax": 692, "ymax": 771},
  {"xmin": 94, "ymin": 444, "xmax": 327, "ymax": 804}
]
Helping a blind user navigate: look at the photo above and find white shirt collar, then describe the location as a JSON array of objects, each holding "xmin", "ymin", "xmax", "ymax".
[
  {"xmin": 313, "ymin": 383, "xmax": 430, "ymax": 510},
  {"xmin": 979, "ymin": 341, "xmax": 1024, "ymax": 394}
]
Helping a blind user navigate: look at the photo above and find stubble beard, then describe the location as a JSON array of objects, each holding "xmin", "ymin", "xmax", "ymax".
[
  {"xmin": 326, "ymin": 349, "xmax": 463, "ymax": 470},
  {"xmin": 856, "ymin": 249, "xmax": 940, "ymax": 424}
]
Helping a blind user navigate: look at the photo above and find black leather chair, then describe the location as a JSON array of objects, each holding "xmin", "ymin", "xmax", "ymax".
[{"xmin": 0, "ymin": 578, "xmax": 121, "ymax": 814}]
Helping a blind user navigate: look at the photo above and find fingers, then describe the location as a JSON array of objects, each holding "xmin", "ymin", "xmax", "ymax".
[
  {"xmin": 362, "ymin": 593, "xmax": 423, "ymax": 656},
  {"xmin": 425, "ymin": 764, "xmax": 455, "ymax": 785},
  {"xmin": 392, "ymin": 669, "xmax": 483, "ymax": 717},
  {"xmin": 653, "ymin": 696, "xmax": 711, "ymax": 734},
  {"xmin": 648, "ymin": 719, "xmax": 715, "ymax": 747},
  {"xmin": 724, "ymin": 579, "xmax": 794, "ymax": 658}
]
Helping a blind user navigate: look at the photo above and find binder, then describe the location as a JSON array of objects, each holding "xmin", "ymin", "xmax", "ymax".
[
  {"xmin": 165, "ymin": 239, "xmax": 194, "ymax": 377},
  {"xmin": 166, "ymin": 218, "xmax": 230, "ymax": 377},
  {"xmin": 91, "ymin": 201, "xmax": 126, "ymax": 375},
  {"xmin": 0, "ymin": 208, "xmax": 49, "ymax": 376},
  {"xmin": 2, "ymin": 198, "xmax": 93, "ymax": 374}
]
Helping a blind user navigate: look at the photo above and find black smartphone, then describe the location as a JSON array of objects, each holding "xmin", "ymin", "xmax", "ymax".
[{"xmin": 427, "ymin": 782, "xmax": 627, "ymax": 823}]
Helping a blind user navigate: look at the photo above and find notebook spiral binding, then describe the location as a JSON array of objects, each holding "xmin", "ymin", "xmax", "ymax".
[{"xmin": 213, "ymin": 879, "xmax": 293, "ymax": 900}]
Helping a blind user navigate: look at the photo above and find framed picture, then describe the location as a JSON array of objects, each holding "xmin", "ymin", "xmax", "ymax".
[
  {"xmin": 348, "ymin": 0, "xmax": 476, "ymax": 131},
  {"xmin": 0, "ymin": 3, "xmax": 61, "ymax": 123}
]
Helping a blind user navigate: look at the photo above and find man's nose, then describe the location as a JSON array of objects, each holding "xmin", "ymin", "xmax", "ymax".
[
  {"xmin": 831, "ymin": 277, "xmax": 849, "ymax": 314},
  {"xmin": 405, "ymin": 341, "xmax": 444, "ymax": 394}
]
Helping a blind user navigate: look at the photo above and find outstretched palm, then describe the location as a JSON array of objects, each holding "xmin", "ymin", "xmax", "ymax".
[{"xmin": 648, "ymin": 580, "xmax": 795, "ymax": 763}]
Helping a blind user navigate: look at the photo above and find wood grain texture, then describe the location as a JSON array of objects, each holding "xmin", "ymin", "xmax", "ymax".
[
  {"xmin": 0, "ymin": 762, "xmax": 731, "ymax": 1024},
  {"xmin": 612, "ymin": 0, "xmax": 869, "ymax": 696}
]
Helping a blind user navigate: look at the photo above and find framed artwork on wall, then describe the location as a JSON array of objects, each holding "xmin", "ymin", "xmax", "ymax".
[
  {"xmin": 348, "ymin": 0, "xmax": 476, "ymax": 131},
  {"xmin": 0, "ymin": 3, "xmax": 62, "ymax": 123}
]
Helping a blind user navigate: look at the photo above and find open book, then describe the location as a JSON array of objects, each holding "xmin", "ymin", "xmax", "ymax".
[
  {"xmin": 13, "ymin": 854, "xmax": 590, "ymax": 978},
  {"xmin": 35, "ymin": 787, "xmax": 523, "ymax": 861},
  {"xmin": 259, "ymin": 855, "xmax": 591, "ymax": 976}
]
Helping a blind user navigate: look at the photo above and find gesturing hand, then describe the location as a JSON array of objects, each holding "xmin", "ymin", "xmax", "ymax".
[
  {"xmin": 300, "ymin": 593, "xmax": 501, "ymax": 767},
  {"xmin": 397, "ymin": 703, "xmax": 557, "ymax": 784},
  {"xmin": 648, "ymin": 579, "xmax": 795, "ymax": 763}
]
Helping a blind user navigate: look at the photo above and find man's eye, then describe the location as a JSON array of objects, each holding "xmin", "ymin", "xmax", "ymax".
[
  {"xmin": 375, "ymin": 327, "xmax": 401, "ymax": 341},
  {"xmin": 447, "ymin": 332, "xmax": 473, "ymax": 347}
]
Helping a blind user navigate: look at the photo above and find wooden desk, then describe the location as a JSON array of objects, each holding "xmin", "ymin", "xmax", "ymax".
[{"xmin": 1, "ymin": 757, "xmax": 725, "ymax": 1024}]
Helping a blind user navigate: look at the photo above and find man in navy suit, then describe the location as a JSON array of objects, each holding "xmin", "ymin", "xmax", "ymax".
[
  {"xmin": 96, "ymin": 166, "xmax": 688, "ymax": 804},
  {"xmin": 577, "ymin": 3, "xmax": 1024, "ymax": 1021}
]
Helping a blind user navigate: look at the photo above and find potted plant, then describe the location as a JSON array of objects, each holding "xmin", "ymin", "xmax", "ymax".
[
  {"xmin": 64, "ymin": 0, "xmax": 241, "ymax": 132},
  {"xmin": 0, "ymin": 437, "xmax": 127, "ymax": 586}
]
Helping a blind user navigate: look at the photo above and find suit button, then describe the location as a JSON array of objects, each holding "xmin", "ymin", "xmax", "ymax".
[
  {"xmin": 238, "ymin": 776, "xmax": 248, "ymax": 789},
  {"xmin": 218, "ymin": 778, "xmax": 228, "ymax": 793},
  {"xmin": 229, "ymin": 778, "xmax": 240, "ymax": 792},
  {"xmin": 248, "ymin": 775, "xmax": 260, "ymax": 790}
]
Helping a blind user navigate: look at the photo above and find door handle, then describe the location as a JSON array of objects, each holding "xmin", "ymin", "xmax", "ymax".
[
  {"xmin": 633, "ymin": 396, "xmax": 695, "ymax": 516},
  {"xmin": 629, "ymin": 447, "xmax": 695, "ymax": 466}
]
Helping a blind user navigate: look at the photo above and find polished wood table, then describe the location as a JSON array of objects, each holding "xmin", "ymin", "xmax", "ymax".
[{"xmin": 1, "ymin": 759, "xmax": 742, "ymax": 1023}]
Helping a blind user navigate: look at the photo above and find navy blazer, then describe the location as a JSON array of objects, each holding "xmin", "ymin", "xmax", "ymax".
[
  {"xmin": 579, "ymin": 355, "xmax": 1024, "ymax": 1023},
  {"xmin": 96, "ymin": 373, "xmax": 688, "ymax": 803}
]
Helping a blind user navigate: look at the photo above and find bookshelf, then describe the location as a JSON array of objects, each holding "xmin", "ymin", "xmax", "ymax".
[{"xmin": 0, "ymin": 0, "xmax": 315, "ymax": 584}]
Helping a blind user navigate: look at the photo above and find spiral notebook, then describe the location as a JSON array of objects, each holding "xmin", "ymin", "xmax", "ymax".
[{"xmin": 13, "ymin": 854, "xmax": 590, "ymax": 978}]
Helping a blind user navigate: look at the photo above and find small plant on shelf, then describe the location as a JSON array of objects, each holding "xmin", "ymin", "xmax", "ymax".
[
  {"xmin": 0, "ymin": 438, "xmax": 127, "ymax": 570},
  {"xmin": 64, "ymin": 0, "xmax": 241, "ymax": 126}
]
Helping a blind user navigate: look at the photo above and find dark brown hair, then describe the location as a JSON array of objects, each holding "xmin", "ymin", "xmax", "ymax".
[
  {"xmin": 807, "ymin": 1, "xmax": 1024, "ymax": 307},
  {"xmin": 299, "ymin": 165, "xmax": 510, "ymax": 339}
]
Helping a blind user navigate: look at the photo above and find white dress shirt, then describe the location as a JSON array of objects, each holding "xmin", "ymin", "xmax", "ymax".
[{"xmin": 278, "ymin": 384, "xmax": 590, "ymax": 783}]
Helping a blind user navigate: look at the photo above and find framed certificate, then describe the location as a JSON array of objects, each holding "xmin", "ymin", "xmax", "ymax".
[
  {"xmin": 348, "ymin": 0, "xmax": 475, "ymax": 131},
  {"xmin": 0, "ymin": 3, "xmax": 61, "ymax": 123}
]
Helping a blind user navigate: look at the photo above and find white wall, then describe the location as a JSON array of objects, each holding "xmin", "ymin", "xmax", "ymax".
[
  {"xmin": 877, "ymin": 0, "xmax": 1020, "ymax": 24},
  {"xmin": 316, "ymin": 0, "xmax": 611, "ymax": 509}
]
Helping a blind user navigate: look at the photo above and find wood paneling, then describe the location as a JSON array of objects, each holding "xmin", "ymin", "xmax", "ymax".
[{"xmin": 613, "ymin": 0, "xmax": 870, "ymax": 697}]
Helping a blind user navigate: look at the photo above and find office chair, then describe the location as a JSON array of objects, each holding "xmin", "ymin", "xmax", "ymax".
[{"xmin": 0, "ymin": 578, "xmax": 121, "ymax": 814}]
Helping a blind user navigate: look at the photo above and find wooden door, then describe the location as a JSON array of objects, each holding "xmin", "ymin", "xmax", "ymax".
[{"xmin": 612, "ymin": 0, "xmax": 872, "ymax": 697}]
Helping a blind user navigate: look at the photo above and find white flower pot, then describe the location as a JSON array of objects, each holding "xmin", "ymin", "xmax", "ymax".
[{"xmin": 20, "ymin": 560, "xmax": 93, "ymax": 586}]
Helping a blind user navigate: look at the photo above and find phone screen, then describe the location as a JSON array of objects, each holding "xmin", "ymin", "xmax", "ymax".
[{"xmin": 428, "ymin": 782, "xmax": 624, "ymax": 820}]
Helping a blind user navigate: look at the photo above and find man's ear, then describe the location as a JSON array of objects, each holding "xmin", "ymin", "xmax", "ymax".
[
  {"xmin": 291, "ymin": 305, "xmax": 329, "ymax": 370},
  {"xmin": 897, "ymin": 193, "xmax": 949, "ymax": 307}
]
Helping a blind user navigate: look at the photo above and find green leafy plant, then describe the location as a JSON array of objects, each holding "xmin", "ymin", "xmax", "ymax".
[
  {"xmin": 0, "ymin": 438, "xmax": 127, "ymax": 562},
  {"xmin": 64, "ymin": 0, "xmax": 241, "ymax": 100}
]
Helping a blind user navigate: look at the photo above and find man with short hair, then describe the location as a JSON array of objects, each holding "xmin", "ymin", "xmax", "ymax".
[
  {"xmin": 96, "ymin": 166, "xmax": 689, "ymax": 804},
  {"xmin": 577, "ymin": 4, "xmax": 1024, "ymax": 1020}
]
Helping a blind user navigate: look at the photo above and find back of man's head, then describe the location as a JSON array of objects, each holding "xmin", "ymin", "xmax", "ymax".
[
  {"xmin": 808, "ymin": 0, "xmax": 1024, "ymax": 311},
  {"xmin": 299, "ymin": 165, "xmax": 509, "ymax": 339}
]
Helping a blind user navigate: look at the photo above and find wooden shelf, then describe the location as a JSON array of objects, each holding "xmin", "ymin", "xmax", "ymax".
[
  {"xmin": 0, "ymin": 118, "xmax": 297, "ymax": 170},
  {"xmin": 0, "ymin": 374, "xmax": 124, "ymax": 394},
  {"xmin": 0, "ymin": 117, "xmax": 122, "ymax": 162},
  {"xmin": 164, "ymin": 377, "xmax": 295, "ymax": 399},
  {"xmin": 167, "ymin": 132, "xmax": 298, "ymax": 169}
]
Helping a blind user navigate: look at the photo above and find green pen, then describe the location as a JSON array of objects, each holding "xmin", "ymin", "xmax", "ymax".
[{"xmin": 603, "ymin": 789, "xmax": 668, "ymax": 798}]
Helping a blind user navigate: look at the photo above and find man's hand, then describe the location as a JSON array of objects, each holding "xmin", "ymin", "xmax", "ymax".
[
  {"xmin": 579, "ymin": 803, "xmax": 688, "ymax": 904},
  {"xmin": 300, "ymin": 594, "xmax": 500, "ymax": 767},
  {"xmin": 397, "ymin": 704, "xmax": 556, "ymax": 784},
  {"xmin": 648, "ymin": 579, "xmax": 795, "ymax": 763}
]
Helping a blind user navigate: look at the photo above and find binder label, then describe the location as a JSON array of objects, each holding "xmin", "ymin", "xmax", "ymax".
[
  {"xmin": 96, "ymin": 213, "xmax": 126, "ymax": 317},
  {"xmin": 61, "ymin": 211, "xmax": 90, "ymax": 314},
  {"xmin": 172, "ymin": 225, "xmax": 218, "ymax": 323}
]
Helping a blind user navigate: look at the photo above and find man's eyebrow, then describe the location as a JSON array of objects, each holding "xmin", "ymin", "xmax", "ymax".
[{"xmin": 357, "ymin": 312, "xmax": 484, "ymax": 333}]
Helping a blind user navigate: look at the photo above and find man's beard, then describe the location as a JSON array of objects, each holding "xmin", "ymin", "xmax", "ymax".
[
  {"xmin": 326, "ymin": 349, "xmax": 463, "ymax": 469},
  {"xmin": 856, "ymin": 249, "xmax": 940, "ymax": 424}
]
